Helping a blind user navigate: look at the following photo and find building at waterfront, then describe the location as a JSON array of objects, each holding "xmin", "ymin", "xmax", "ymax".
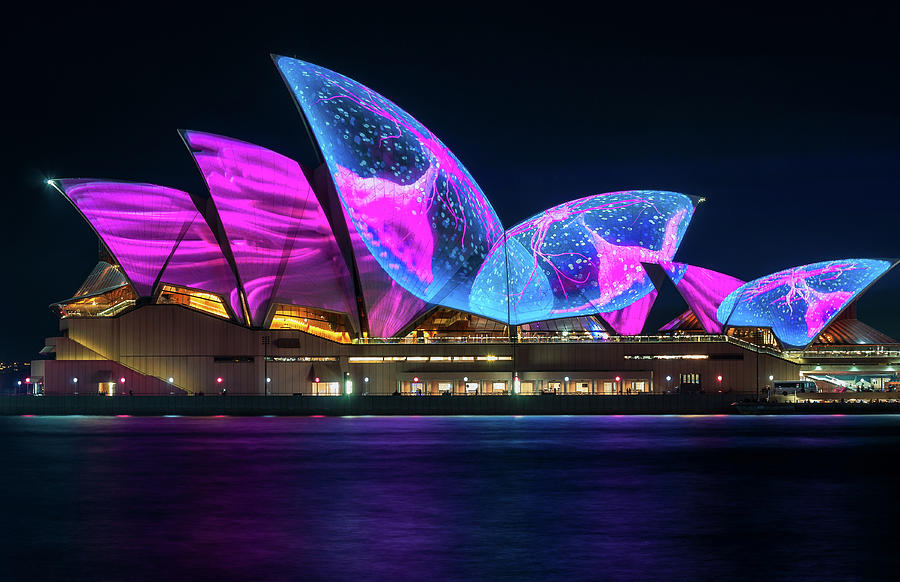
[{"xmin": 30, "ymin": 57, "xmax": 899, "ymax": 397}]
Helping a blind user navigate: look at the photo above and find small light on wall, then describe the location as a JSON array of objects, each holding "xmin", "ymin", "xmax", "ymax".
[
  {"xmin": 564, "ymin": 376, "xmax": 569, "ymax": 382},
  {"xmin": 168, "ymin": 377, "xmax": 174, "ymax": 383},
  {"xmin": 120, "ymin": 377, "xmax": 126, "ymax": 384},
  {"xmin": 769, "ymin": 375, "xmax": 774, "ymax": 381},
  {"xmin": 364, "ymin": 377, "xmax": 369, "ymax": 383},
  {"xmin": 413, "ymin": 377, "xmax": 419, "ymax": 382},
  {"xmin": 666, "ymin": 376, "xmax": 672, "ymax": 382},
  {"xmin": 266, "ymin": 377, "xmax": 271, "ymax": 383},
  {"xmin": 216, "ymin": 377, "xmax": 223, "ymax": 384},
  {"xmin": 314, "ymin": 377, "xmax": 320, "ymax": 383},
  {"xmin": 615, "ymin": 376, "xmax": 621, "ymax": 382},
  {"xmin": 463, "ymin": 376, "xmax": 468, "ymax": 382},
  {"xmin": 25, "ymin": 377, "xmax": 30, "ymax": 383},
  {"xmin": 72, "ymin": 377, "xmax": 78, "ymax": 383},
  {"xmin": 717, "ymin": 375, "xmax": 723, "ymax": 382}
]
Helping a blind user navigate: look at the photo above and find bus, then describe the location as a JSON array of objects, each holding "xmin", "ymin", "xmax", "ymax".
[{"xmin": 773, "ymin": 380, "xmax": 818, "ymax": 395}]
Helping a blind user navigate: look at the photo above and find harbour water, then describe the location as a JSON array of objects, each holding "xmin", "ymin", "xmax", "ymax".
[{"xmin": 1, "ymin": 415, "xmax": 898, "ymax": 581}]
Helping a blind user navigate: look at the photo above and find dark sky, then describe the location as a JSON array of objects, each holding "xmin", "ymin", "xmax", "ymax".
[{"xmin": 3, "ymin": 5, "xmax": 899, "ymax": 361}]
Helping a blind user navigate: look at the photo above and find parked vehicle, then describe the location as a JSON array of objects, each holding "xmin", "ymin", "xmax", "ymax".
[{"xmin": 773, "ymin": 380, "xmax": 818, "ymax": 396}]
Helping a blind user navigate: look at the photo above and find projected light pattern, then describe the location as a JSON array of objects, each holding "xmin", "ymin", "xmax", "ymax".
[
  {"xmin": 54, "ymin": 180, "xmax": 201, "ymax": 296},
  {"xmin": 663, "ymin": 262, "xmax": 744, "ymax": 333},
  {"xmin": 56, "ymin": 179, "xmax": 243, "ymax": 320},
  {"xmin": 184, "ymin": 131, "xmax": 356, "ymax": 327},
  {"xmin": 472, "ymin": 191, "xmax": 695, "ymax": 324},
  {"xmin": 275, "ymin": 56, "xmax": 505, "ymax": 314},
  {"xmin": 599, "ymin": 290, "xmax": 659, "ymax": 335},
  {"xmin": 157, "ymin": 215, "xmax": 245, "ymax": 322},
  {"xmin": 717, "ymin": 259, "xmax": 895, "ymax": 348},
  {"xmin": 338, "ymin": 196, "xmax": 430, "ymax": 337}
]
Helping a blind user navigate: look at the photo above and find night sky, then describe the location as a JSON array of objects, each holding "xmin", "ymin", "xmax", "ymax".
[{"xmin": 3, "ymin": 6, "xmax": 898, "ymax": 361}]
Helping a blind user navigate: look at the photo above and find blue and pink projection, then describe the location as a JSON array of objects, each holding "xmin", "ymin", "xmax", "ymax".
[
  {"xmin": 472, "ymin": 191, "xmax": 696, "ymax": 325},
  {"xmin": 276, "ymin": 56, "xmax": 505, "ymax": 322},
  {"xmin": 717, "ymin": 259, "xmax": 896, "ymax": 348}
]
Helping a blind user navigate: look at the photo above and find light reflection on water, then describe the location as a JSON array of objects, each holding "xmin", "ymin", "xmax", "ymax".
[{"xmin": 1, "ymin": 415, "xmax": 899, "ymax": 582}]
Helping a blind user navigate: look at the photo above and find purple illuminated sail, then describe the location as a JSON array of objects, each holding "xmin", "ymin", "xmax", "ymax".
[
  {"xmin": 599, "ymin": 289, "xmax": 659, "ymax": 335},
  {"xmin": 336, "ymin": 183, "xmax": 430, "ymax": 337},
  {"xmin": 717, "ymin": 259, "xmax": 896, "ymax": 348},
  {"xmin": 275, "ymin": 56, "xmax": 505, "ymax": 319},
  {"xmin": 662, "ymin": 262, "xmax": 744, "ymax": 333},
  {"xmin": 55, "ymin": 179, "xmax": 243, "ymax": 320},
  {"xmin": 472, "ymin": 191, "xmax": 696, "ymax": 324},
  {"xmin": 54, "ymin": 180, "xmax": 203, "ymax": 296},
  {"xmin": 156, "ymin": 214, "xmax": 245, "ymax": 322},
  {"xmin": 184, "ymin": 131, "xmax": 356, "ymax": 327}
]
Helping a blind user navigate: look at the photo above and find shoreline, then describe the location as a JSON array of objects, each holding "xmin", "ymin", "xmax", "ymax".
[{"xmin": 2, "ymin": 394, "xmax": 899, "ymax": 416}]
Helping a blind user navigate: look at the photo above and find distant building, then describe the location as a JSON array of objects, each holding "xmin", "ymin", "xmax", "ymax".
[{"xmin": 31, "ymin": 58, "xmax": 899, "ymax": 397}]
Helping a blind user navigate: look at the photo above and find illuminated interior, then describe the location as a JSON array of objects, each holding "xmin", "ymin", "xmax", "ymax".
[
  {"xmin": 157, "ymin": 284, "xmax": 231, "ymax": 320},
  {"xmin": 725, "ymin": 327, "xmax": 780, "ymax": 350},
  {"xmin": 269, "ymin": 304, "xmax": 353, "ymax": 344},
  {"xmin": 404, "ymin": 308, "xmax": 508, "ymax": 342},
  {"xmin": 55, "ymin": 285, "xmax": 138, "ymax": 318},
  {"xmin": 519, "ymin": 316, "xmax": 608, "ymax": 341}
]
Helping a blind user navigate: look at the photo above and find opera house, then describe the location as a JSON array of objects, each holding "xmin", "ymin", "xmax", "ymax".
[{"xmin": 30, "ymin": 56, "xmax": 899, "ymax": 398}]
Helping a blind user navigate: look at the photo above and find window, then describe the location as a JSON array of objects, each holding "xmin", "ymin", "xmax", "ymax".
[
  {"xmin": 158, "ymin": 284, "xmax": 230, "ymax": 319},
  {"xmin": 269, "ymin": 304, "xmax": 352, "ymax": 343},
  {"xmin": 312, "ymin": 381, "xmax": 340, "ymax": 396}
]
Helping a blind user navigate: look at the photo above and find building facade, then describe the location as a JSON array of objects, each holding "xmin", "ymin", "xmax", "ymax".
[{"xmin": 30, "ymin": 57, "xmax": 898, "ymax": 397}]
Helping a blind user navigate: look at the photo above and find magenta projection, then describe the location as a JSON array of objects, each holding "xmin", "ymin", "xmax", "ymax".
[
  {"xmin": 664, "ymin": 262, "xmax": 744, "ymax": 333},
  {"xmin": 55, "ymin": 180, "xmax": 203, "ymax": 296},
  {"xmin": 184, "ymin": 131, "xmax": 357, "ymax": 327},
  {"xmin": 336, "ymin": 185, "xmax": 430, "ymax": 337},
  {"xmin": 56, "ymin": 179, "xmax": 243, "ymax": 320},
  {"xmin": 599, "ymin": 289, "xmax": 659, "ymax": 335},
  {"xmin": 157, "ymin": 213, "xmax": 246, "ymax": 322}
]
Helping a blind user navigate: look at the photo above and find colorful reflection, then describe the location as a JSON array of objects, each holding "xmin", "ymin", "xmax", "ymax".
[
  {"xmin": 472, "ymin": 191, "xmax": 695, "ymax": 324},
  {"xmin": 275, "ymin": 56, "xmax": 505, "ymax": 316},
  {"xmin": 717, "ymin": 259, "xmax": 895, "ymax": 348},
  {"xmin": 184, "ymin": 131, "xmax": 356, "ymax": 327}
]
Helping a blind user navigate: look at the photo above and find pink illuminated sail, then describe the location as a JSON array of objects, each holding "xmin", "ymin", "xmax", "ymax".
[
  {"xmin": 598, "ymin": 289, "xmax": 659, "ymax": 335},
  {"xmin": 55, "ymin": 179, "xmax": 243, "ymax": 320},
  {"xmin": 662, "ymin": 262, "xmax": 744, "ymax": 333},
  {"xmin": 184, "ymin": 131, "xmax": 357, "ymax": 327},
  {"xmin": 54, "ymin": 180, "xmax": 202, "ymax": 296}
]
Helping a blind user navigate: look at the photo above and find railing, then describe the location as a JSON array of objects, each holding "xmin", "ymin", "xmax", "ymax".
[
  {"xmin": 353, "ymin": 332, "xmax": 787, "ymax": 358},
  {"xmin": 786, "ymin": 346, "xmax": 900, "ymax": 360}
]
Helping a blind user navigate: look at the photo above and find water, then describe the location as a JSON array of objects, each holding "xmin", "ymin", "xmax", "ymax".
[{"xmin": 1, "ymin": 415, "xmax": 898, "ymax": 582}]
